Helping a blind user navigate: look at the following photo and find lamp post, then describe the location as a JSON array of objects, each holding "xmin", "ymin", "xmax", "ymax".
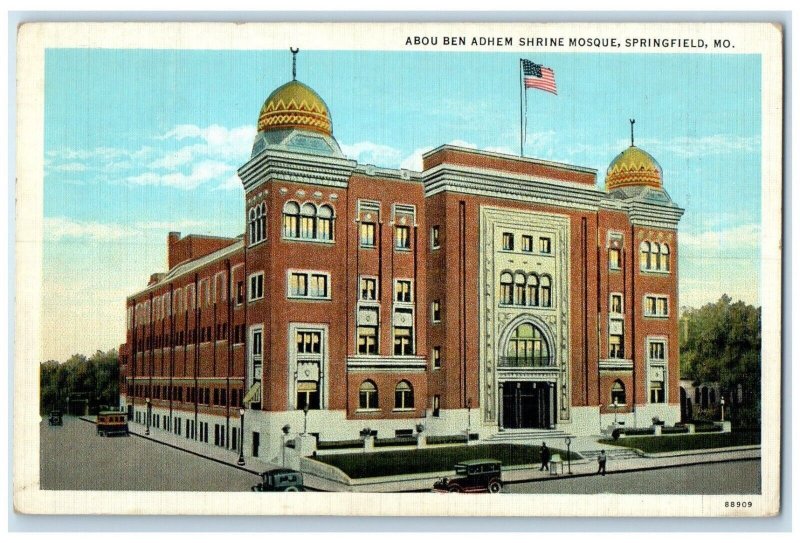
[
  {"xmin": 565, "ymin": 437, "xmax": 573, "ymax": 474},
  {"xmin": 237, "ymin": 408, "xmax": 246, "ymax": 466},
  {"xmin": 145, "ymin": 398, "xmax": 151, "ymax": 435},
  {"xmin": 302, "ymin": 404, "xmax": 310, "ymax": 436},
  {"xmin": 613, "ymin": 399, "xmax": 619, "ymax": 426},
  {"xmin": 466, "ymin": 398, "xmax": 472, "ymax": 440},
  {"xmin": 282, "ymin": 424, "xmax": 291, "ymax": 467},
  {"xmin": 720, "ymin": 396, "xmax": 726, "ymax": 422}
]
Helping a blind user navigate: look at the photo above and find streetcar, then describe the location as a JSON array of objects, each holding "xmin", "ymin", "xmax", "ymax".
[{"xmin": 96, "ymin": 411, "xmax": 129, "ymax": 437}]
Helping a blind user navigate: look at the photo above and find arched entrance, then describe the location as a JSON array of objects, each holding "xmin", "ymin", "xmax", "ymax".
[{"xmin": 498, "ymin": 321, "xmax": 557, "ymax": 430}]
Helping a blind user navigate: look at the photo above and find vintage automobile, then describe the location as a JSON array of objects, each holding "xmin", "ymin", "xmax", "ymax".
[
  {"xmin": 48, "ymin": 410, "xmax": 63, "ymax": 426},
  {"xmin": 96, "ymin": 411, "xmax": 129, "ymax": 437},
  {"xmin": 251, "ymin": 468, "xmax": 305, "ymax": 492},
  {"xmin": 433, "ymin": 459, "xmax": 503, "ymax": 493}
]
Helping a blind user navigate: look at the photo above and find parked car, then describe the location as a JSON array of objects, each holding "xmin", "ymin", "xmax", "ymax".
[
  {"xmin": 48, "ymin": 410, "xmax": 63, "ymax": 426},
  {"xmin": 433, "ymin": 459, "xmax": 503, "ymax": 493},
  {"xmin": 251, "ymin": 468, "xmax": 304, "ymax": 492},
  {"xmin": 96, "ymin": 411, "xmax": 129, "ymax": 436}
]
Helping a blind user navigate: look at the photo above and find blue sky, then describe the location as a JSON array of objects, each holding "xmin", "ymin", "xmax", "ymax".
[{"xmin": 42, "ymin": 49, "xmax": 762, "ymax": 360}]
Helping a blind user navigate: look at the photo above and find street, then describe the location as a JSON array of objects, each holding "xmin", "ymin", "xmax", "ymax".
[
  {"xmin": 40, "ymin": 416, "xmax": 258, "ymax": 491},
  {"xmin": 504, "ymin": 459, "xmax": 761, "ymax": 494}
]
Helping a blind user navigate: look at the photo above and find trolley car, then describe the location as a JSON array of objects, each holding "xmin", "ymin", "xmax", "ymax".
[{"xmin": 96, "ymin": 411, "xmax": 129, "ymax": 437}]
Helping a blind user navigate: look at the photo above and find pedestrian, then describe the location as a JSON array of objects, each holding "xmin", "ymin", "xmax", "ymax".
[
  {"xmin": 597, "ymin": 449, "xmax": 607, "ymax": 476},
  {"xmin": 539, "ymin": 442, "xmax": 550, "ymax": 471}
]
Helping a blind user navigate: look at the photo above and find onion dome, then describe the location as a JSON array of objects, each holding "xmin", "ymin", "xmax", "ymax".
[
  {"xmin": 605, "ymin": 145, "xmax": 663, "ymax": 192},
  {"xmin": 256, "ymin": 80, "xmax": 332, "ymax": 136}
]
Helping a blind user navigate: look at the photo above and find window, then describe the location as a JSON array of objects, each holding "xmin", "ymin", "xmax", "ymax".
[
  {"xmin": 359, "ymin": 380, "xmax": 378, "ymax": 410},
  {"xmin": 248, "ymin": 273, "xmax": 264, "ymax": 301},
  {"xmin": 502, "ymin": 232, "xmax": 514, "ymax": 251},
  {"xmin": 611, "ymin": 380, "xmax": 626, "ymax": 405},
  {"xmin": 395, "ymin": 280, "xmax": 412, "ymax": 303},
  {"xmin": 282, "ymin": 201, "xmax": 300, "ymax": 238},
  {"xmin": 539, "ymin": 237, "xmax": 551, "ymax": 254},
  {"xmin": 431, "ymin": 346, "xmax": 441, "ymax": 369},
  {"xmin": 540, "ymin": 275, "xmax": 552, "ymax": 307},
  {"xmin": 527, "ymin": 274, "xmax": 539, "ymax": 306},
  {"xmin": 433, "ymin": 395, "xmax": 440, "ymax": 417},
  {"xmin": 394, "ymin": 381, "xmax": 414, "ymax": 410},
  {"xmin": 610, "ymin": 294, "xmax": 623, "ymax": 314},
  {"xmin": 317, "ymin": 204, "xmax": 334, "ymax": 241},
  {"xmin": 357, "ymin": 324, "xmax": 379, "ymax": 355},
  {"xmin": 500, "ymin": 272, "xmax": 513, "ymax": 305},
  {"xmin": 650, "ymin": 381, "xmax": 665, "ymax": 403},
  {"xmin": 504, "ymin": 323, "xmax": 550, "ymax": 367},
  {"xmin": 360, "ymin": 277, "xmax": 377, "ymax": 301},
  {"xmin": 296, "ymin": 330, "xmax": 322, "ymax": 354},
  {"xmin": 249, "ymin": 203, "xmax": 266, "ymax": 245},
  {"xmin": 644, "ymin": 295, "xmax": 669, "ymax": 317},
  {"xmin": 299, "ymin": 203, "xmax": 317, "ymax": 239},
  {"xmin": 609, "ymin": 334, "xmax": 624, "ymax": 358},
  {"xmin": 393, "ymin": 316, "xmax": 414, "ymax": 356},
  {"xmin": 640, "ymin": 241, "xmax": 651, "ymax": 270},
  {"xmin": 431, "ymin": 226, "xmax": 440, "ymax": 249},
  {"xmin": 360, "ymin": 222, "xmax": 376, "ymax": 247},
  {"xmin": 395, "ymin": 225, "xmax": 410, "ymax": 250},
  {"xmin": 289, "ymin": 272, "xmax": 330, "ymax": 300},
  {"xmin": 431, "ymin": 300, "xmax": 441, "ymax": 323},
  {"xmin": 659, "ymin": 244, "xmax": 670, "ymax": 272},
  {"xmin": 609, "ymin": 248, "xmax": 621, "ymax": 270},
  {"xmin": 514, "ymin": 273, "xmax": 526, "ymax": 306},
  {"xmin": 521, "ymin": 235, "xmax": 533, "ymax": 252},
  {"xmin": 648, "ymin": 340, "xmax": 666, "ymax": 361},
  {"xmin": 236, "ymin": 281, "xmax": 244, "ymax": 305}
]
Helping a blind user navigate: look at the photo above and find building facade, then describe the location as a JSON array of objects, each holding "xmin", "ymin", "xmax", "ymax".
[{"xmin": 119, "ymin": 73, "xmax": 684, "ymax": 462}]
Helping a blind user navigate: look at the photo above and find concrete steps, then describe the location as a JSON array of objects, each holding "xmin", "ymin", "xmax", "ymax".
[
  {"xmin": 580, "ymin": 448, "xmax": 643, "ymax": 460},
  {"xmin": 483, "ymin": 429, "xmax": 575, "ymax": 444}
]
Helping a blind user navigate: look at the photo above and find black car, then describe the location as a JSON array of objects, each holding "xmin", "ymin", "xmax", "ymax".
[
  {"xmin": 48, "ymin": 411, "xmax": 63, "ymax": 426},
  {"xmin": 433, "ymin": 459, "xmax": 503, "ymax": 493},
  {"xmin": 251, "ymin": 468, "xmax": 305, "ymax": 492}
]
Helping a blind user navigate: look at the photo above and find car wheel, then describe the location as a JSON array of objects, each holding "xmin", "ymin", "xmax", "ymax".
[
  {"xmin": 488, "ymin": 481, "xmax": 502, "ymax": 494},
  {"xmin": 448, "ymin": 485, "xmax": 463, "ymax": 493},
  {"xmin": 285, "ymin": 486, "xmax": 299, "ymax": 492}
]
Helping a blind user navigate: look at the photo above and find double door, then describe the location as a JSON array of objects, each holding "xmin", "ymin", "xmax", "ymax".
[{"xmin": 501, "ymin": 381, "xmax": 554, "ymax": 429}]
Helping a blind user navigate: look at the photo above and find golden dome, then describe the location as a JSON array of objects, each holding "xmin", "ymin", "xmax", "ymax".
[
  {"xmin": 257, "ymin": 80, "xmax": 332, "ymax": 136},
  {"xmin": 605, "ymin": 145, "xmax": 663, "ymax": 191}
]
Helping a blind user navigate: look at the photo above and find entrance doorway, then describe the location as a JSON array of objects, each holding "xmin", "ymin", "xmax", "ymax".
[{"xmin": 501, "ymin": 381, "xmax": 554, "ymax": 429}]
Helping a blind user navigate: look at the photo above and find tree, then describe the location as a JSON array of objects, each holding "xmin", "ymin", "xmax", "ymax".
[{"xmin": 39, "ymin": 350, "xmax": 120, "ymax": 414}]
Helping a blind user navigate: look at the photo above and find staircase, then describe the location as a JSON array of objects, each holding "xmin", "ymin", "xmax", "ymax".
[
  {"xmin": 580, "ymin": 448, "xmax": 643, "ymax": 461},
  {"xmin": 483, "ymin": 428, "xmax": 575, "ymax": 444}
]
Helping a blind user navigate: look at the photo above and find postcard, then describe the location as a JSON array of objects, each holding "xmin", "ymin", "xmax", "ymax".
[{"xmin": 14, "ymin": 21, "xmax": 782, "ymax": 517}]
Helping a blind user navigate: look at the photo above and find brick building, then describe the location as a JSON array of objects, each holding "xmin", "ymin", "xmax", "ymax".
[{"xmin": 119, "ymin": 71, "xmax": 684, "ymax": 462}]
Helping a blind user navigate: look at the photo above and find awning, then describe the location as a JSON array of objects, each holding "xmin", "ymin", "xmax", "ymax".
[
  {"xmin": 296, "ymin": 381, "xmax": 318, "ymax": 393},
  {"xmin": 242, "ymin": 382, "xmax": 261, "ymax": 404}
]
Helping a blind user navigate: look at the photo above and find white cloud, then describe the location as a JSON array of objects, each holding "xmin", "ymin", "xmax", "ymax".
[
  {"xmin": 158, "ymin": 124, "xmax": 255, "ymax": 160},
  {"xmin": 680, "ymin": 223, "xmax": 760, "ymax": 250},
  {"xmin": 44, "ymin": 217, "xmax": 134, "ymax": 241},
  {"xmin": 127, "ymin": 160, "xmax": 234, "ymax": 190},
  {"xmin": 340, "ymin": 141, "xmax": 402, "ymax": 167},
  {"xmin": 133, "ymin": 219, "xmax": 206, "ymax": 231},
  {"xmin": 214, "ymin": 174, "xmax": 245, "ymax": 192}
]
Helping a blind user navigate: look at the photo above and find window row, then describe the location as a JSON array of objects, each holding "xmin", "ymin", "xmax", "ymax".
[
  {"xmin": 130, "ymin": 384, "xmax": 243, "ymax": 408},
  {"xmin": 499, "ymin": 272, "xmax": 553, "ymax": 307},
  {"xmin": 644, "ymin": 295, "xmax": 669, "ymax": 317},
  {"xmin": 358, "ymin": 379, "xmax": 415, "ymax": 410},
  {"xmin": 356, "ymin": 308, "xmax": 415, "ymax": 356},
  {"xmin": 359, "ymin": 222, "xmax": 415, "ymax": 250},
  {"xmin": 501, "ymin": 232, "xmax": 552, "ymax": 254},
  {"xmin": 132, "ymin": 323, "xmax": 247, "ymax": 351},
  {"xmin": 282, "ymin": 201, "xmax": 335, "ymax": 241},
  {"xmin": 640, "ymin": 241, "xmax": 670, "ymax": 272},
  {"xmin": 359, "ymin": 278, "xmax": 419, "ymax": 304}
]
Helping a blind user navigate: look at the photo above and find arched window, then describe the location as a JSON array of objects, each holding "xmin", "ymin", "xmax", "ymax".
[
  {"xmin": 282, "ymin": 201, "xmax": 300, "ymax": 238},
  {"xmin": 504, "ymin": 323, "xmax": 550, "ymax": 367},
  {"xmin": 258, "ymin": 203, "xmax": 266, "ymax": 243},
  {"xmin": 540, "ymin": 275, "xmax": 552, "ymax": 307},
  {"xmin": 359, "ymin": 380, "xmax": 378, "ymax": 410},
  {"xmin": 640, "ymin": 241, "xmax": 650, "ymax": 270},
  {"xmin": 248, "ymin": 207, "xmax": 257, "ymax": 245},
  {"xmin": 249, "ymin": 204, "xmax": 266, "ymax": 245},
  {"xmin": 514, "ymin": 272, "xmax": 527, "ymax": 306},
  {"xmin": 651, "ymin": 242, "xmax": 660, "ymax": 270},
  {"xmin": 499, "ymin": 272, "xmax": 513, "ymax": 305},
  {"xmin": 660, "ymin": 244, "xmax": 670, "ymax": 272},
  {"xmin": 300, "ymin": 203, "xmax": 317, "ymax": 239},
  {"xmin": 527, "ymin": 274, "xmax": 539, "ymax": 307},
  {"xmin": 611, "ymin": 380, "xmax": 626, "ymax": 405},
  {"xmin": 317, "ymin": 204, "xmax": 334, "ymax": 241},
  {"xmin": 394, "ymin": 380, "xmax": 414, "ymax": 409}
]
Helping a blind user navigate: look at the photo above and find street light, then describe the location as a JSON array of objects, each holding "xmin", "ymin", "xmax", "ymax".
[
  {"xmin": 613, "ymin": 398, "xmax": 619, "ymax": 426},
  {"xmin": 145, "ymin": 398, "xmax": 151, "ymax": 435},
  {"xmin": 237, "ymin": 408, "xmax": 245, "ymax": 466},
  {"xmin": 302, "ymin": 404, "xmax": 310, "ymax": 435},
  {"xmin": 720, "ymin": 396, "xmax": 726, "ymax": 422},
  {"xmin": 564, "ymin": 437, "xmax": 573, "ymax": 474},
  {"xmin": 282, "ymin": 424, "xmax": 291, "ymax": 467},
  {"xmin": 466, "ymin": 398, "xmax": 472, "ymax": 439}
]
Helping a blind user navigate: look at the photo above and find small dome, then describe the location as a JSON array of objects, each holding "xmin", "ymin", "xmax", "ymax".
[
  {"xmin": 257, "ymin": 80, "xmax": 332, "ymax": 136},
  {"xmin": 605, "ymin": 145, "xmax": 663, "ymax": 192}
]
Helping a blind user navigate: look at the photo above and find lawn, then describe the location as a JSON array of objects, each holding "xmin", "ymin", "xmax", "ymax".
[
  {"xmin": 599, "ymin": 430, "xmax": 761, "ymax": 454},
  {"xmin": 314, "ymin": 443, "xmax": 577, "ymax": 479}
]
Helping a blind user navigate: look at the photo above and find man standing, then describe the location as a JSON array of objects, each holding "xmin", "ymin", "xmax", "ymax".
[
  {"xmin": 597, "ymin": 450, "xmax": 607, "ymax": 476},
  {"xmin": 539, "ymin": 442, "xmax": 550, "ymax": 471}
]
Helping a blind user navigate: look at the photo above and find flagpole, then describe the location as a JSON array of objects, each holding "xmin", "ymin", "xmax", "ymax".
[{"xmin": 519, "ymin": 60, "xmax": 524, "ymax": 156}]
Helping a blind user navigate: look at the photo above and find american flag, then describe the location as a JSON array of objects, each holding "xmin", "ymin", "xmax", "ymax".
[{"xmin": 521, "ymin": 60, "xmax": 557, "ymax": 95}]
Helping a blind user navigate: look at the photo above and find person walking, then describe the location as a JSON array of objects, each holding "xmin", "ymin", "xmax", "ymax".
[
  {"xmin": 539, "ymin": 442, "xmax": 551, "ymax": 471},
  {"xmin": 597, "ymin": 449, "xmax": 607, "ymax": 476}
]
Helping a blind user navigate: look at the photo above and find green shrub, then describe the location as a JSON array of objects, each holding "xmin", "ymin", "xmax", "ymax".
[
  {"xmin": 374, "ymin": 436, "xmax": 417, "ymax": 447},
  {"xmin": 661, "ymin": 426, "xmax": 689, "ymax": 434},
  {"xmin": 426, "ymin": 434, "xmax": 468, "ymax": 445},
  {"xmin": 317, "ymin": 439, "xmax": 365, "ymax": 450}
]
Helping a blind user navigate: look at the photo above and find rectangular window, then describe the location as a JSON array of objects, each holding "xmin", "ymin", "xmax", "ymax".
[
  {"xmin": 395, "ymin": 280, "xmax": 412, "ymax": 303},
  {"xmin": 432, "ymin": 346, "xmax": 441, "ymax": 369},
  {"xmin": 236, "ymin": 281, "xmax": 244, "ymax": 304},
  {"xmin": 296, "ymin": 330, "xmax": 321, "ymax": 354},
  {"xmin": 521, "ymin": 235, "xmax": 533, "ymax": 252},
  {"xmin": 360, "ymin": 277, "xmax": 377, "ymax": 301},
  {"xmin": 395, "ymin": 225, "xmax": 411, "ymax": 249},
  {"xmin": 644, "ymin": 295, "xmax": 669, "ymax": 317},
  {"xmin": 289, "ymin": 271, "xmax": 330, "ymax": 299},
  {"xmin": 431, "ymin": 226, "xmax": 440, "ymax": 249},
  {"xmin": 609, "ymin": 248, "xmax": 621, "ymax": 269},
  {"xmin": 650, "ymin": 381, "xmax": 665, "ymax": 404},
  {"xmin": 502, "ymin": 232, "xmax": 514, "ymax": 251},
  {"xmin": 539, "ymin": 237, "xmax": 552, "ymax": 254},
  {"xmin": 360, "ymin": 222, "xmax": 376, "ymax": 247},
  {"xmin": 309, "ymin": 274, "xmax": 328, "ymax": 298},
  {"xmin": 357, "ymin": 325, "xmax": 379, "ymax": 355},
  {"xmin": 649, "ymin": 340, "xmax": 666, "ymax": 361},
  {"xmin": 248, "ymin": 273, "xmax": 264, "ymax": 301},
  {"xmin": 431, "ymin": 300, "xmax": 441, "ymax": 323},
  {"xmin": 610, "ymin": 294, "xmax": 623, "ymax": 314},
  {"xmin": 393, "ymin": 326, "xmax": 414, "ymax": 356},
  {"xmin": 609, "ymin": 334, "xmax": 624, "ymax": 358}
]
